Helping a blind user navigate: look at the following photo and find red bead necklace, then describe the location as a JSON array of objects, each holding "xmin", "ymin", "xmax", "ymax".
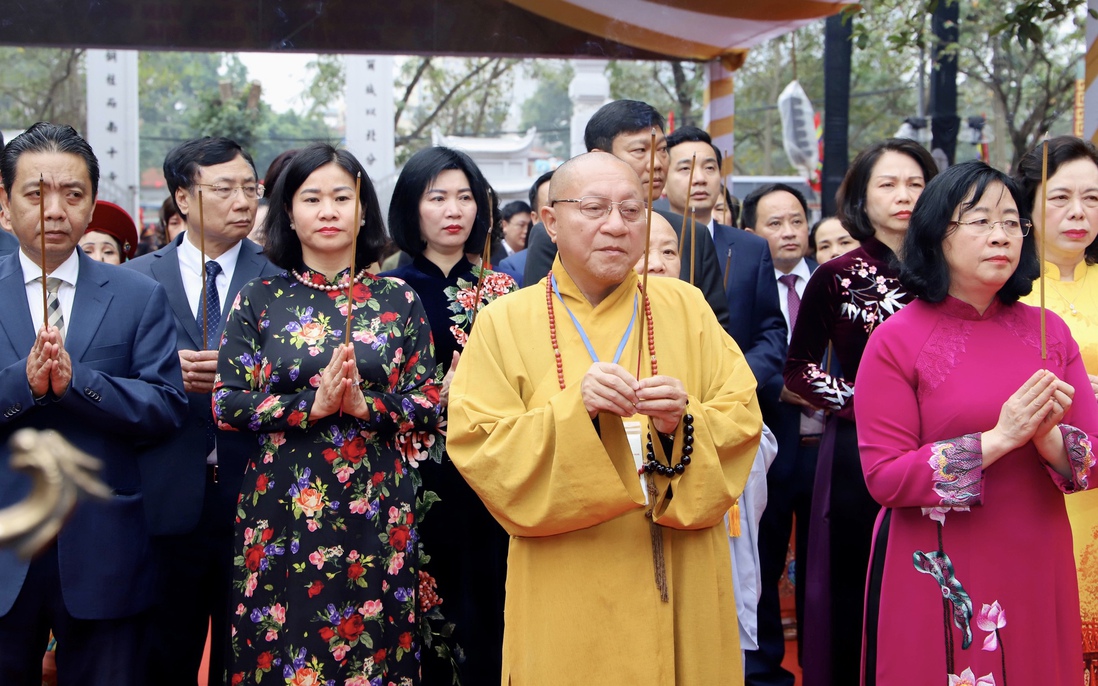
[{"xmin": 545, "ymin": 271, "xmax": 657, "ymax": 389}]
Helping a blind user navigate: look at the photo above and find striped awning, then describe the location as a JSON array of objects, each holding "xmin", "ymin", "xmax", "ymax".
[{"xmin": 504, "ymin": 0, "xmax": 851, "ymax": 67}]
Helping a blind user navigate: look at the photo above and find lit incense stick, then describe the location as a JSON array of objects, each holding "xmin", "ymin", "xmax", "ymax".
[
  {"xmin": 689, "ymin": 206, "xmax": 697, "ymax": 287},
  {"xmin": 38, "ymin": 174, "xmax": 47, "ymax": 327},
  {"xmin": 345, "ymin": 172, "xmax": 362, "ymax": 346},
  {"xmin": 677, "ymin": 153, "xmax": 697, "ymax": 276},
  {"xmin": 198, "ymin": 189, "xmax": 208, "ymax": 349},
  {"xmin": 638, "ymin": 129, "xmax": 658, "ymax": 379},
  {"xmin": 1040, "ymin": 134, "xmax": 1048, "ymax": 361},
  {"xmin": 470, "ymin": 187, "xmax": 495, "ymax": 326}
]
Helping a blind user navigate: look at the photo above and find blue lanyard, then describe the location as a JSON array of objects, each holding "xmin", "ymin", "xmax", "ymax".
[{"xmin": 551, "ymin": 273, "xmax": 637, "ymax": 366}]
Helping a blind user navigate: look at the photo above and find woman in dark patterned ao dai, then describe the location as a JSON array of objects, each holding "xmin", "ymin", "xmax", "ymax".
[{"xmin": 214, "ymin": 143, "xmax": 442, "ymax": 686}]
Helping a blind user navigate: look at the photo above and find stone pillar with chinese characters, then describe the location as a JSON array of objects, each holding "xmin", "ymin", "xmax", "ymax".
[
  {"xmin": 84, "ymin": 49, "xmax": 140, "ymax": 221},
  {"xmin": 345, "ymin": 56, "xmax": 396, "ymax": 191}
]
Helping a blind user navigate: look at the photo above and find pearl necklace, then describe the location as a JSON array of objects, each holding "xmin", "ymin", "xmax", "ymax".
[{"xmin": 291, "ymin": 268, "xmax": 369, "ymax": 292}]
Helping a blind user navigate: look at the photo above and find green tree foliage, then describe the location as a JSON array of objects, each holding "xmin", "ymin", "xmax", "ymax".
[
  {"xmin": 607, "ymin": 60, "xmax": 705, "ymax": 129},
  {"xmin": 519, "ymin": 60, "xmax": 574, "ymax": 157},
  {"xmin": 394, "ymin": 57, "xmax": 518, "ymax": 163},
  {"xmin": 0, "ymin": 48, "xmax": 86, "ymax": 131},
  {"xmin": 138, "ymin": 51, "xmax": 226, "ymax": 172}
]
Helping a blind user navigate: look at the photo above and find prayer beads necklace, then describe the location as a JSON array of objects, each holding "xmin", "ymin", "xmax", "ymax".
[
  {"xmin": 544, "ymin": 272, "xmax": 692, "ymax": 476},
  {"xmin": 290, "ymin": 268, "xmax": 369, "ymax": 292}
]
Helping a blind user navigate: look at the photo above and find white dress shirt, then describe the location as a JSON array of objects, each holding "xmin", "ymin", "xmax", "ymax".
[
  {"xmin": 21, "ymin": 247, "xmax": 79, "ymax": 333},
  {"xmin": 176, "ymin": 231, "xmax": 242, "ymax": 321}
]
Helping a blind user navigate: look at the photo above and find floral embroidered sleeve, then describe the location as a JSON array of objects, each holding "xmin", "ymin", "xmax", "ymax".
[
  {"xmin": 784, "ymin": 262, "xmax": 856, "ymax": 418},
  {"xmin": 1045, "ymin": 424, "xmax": 1096, "ymax": 493},
  {"xmin": 855, "ymin": 321, "xmax": 989, "ymax": 512},
  {"xmin": 357, "ymin": 286, "xmax": 443, "ymax": 438},
  {"xmin": 214, "ymin": 281, "xmax": 316, "ymax": 433}
]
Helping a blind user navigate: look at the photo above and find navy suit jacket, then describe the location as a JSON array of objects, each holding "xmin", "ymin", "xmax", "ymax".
[
  {"xmin": 709, "ymin": 222, "xmax": 787, "ymax": 403},
  {"xmin": 0, "ymin": 251, "xmax": 187, "ymax": 619},
  {"xmin": 0, "ymin": 230, "xmax": 18, "ymax": 256},
  {"xmin": 496, "ymin": 249, "xmax": 527, "ymax": 287},
  {"xmin": 124, "ymin": 235, "xmax": 281, "ymax": 536},
  {"xmin": 758, "ymin": 258, "xmax": 822, "ymax": 464}
]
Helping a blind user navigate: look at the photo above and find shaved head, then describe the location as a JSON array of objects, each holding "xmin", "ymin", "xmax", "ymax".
[{"xmin": 547, "ymin": 152, "xmax": 642, "ymax": 203}]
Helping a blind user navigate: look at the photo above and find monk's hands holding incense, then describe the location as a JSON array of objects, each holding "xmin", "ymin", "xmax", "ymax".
[
  {"xmin": 581, "ymin": 362, "xmax": 639, "ymax": 419},
  {"xmin": 636, "ymin": 375, "xmax": 688, "ymax": 435},
  {"xmin": 179, "ymin": 349, "xmax": 219, "ymax": 394}
]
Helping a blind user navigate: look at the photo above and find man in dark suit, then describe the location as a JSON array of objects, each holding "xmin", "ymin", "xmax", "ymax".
[
  {"xmin": 663, "ymin": 126, "xmax": 786, "ymax": 393},
  {"xmin": 523, "ymin": 101, "xmax": 731, "ymax": 331},
  {"xmin": 0, "ymin": 228, "xmax": 16, "ymax": 255},
  {"xmin": 0, "ymin": 122, "xmax": 187, "ymax": 684},
  {"xmin": 740, "ymin": 182, "xmax": 823, "ymax": 686},
  {"xmin": 125, "ymin": 136, "xmax": 280, "ymax": 686}
]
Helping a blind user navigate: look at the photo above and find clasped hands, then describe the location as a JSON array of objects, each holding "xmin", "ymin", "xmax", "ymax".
[
  {"xmin": 312, "ymin": 344, "xmax": 371, "ymax": 420},
  {"xmin": 984, "ymin": 369, "xmax": 1074, "ymax": 471},
  {"xmin": 27, "ymin": 325, "xmax": 70, "ymax": 399},
  {"xmin": 581, "ymin": 362, "xmax": 687, "ymax": 435}
]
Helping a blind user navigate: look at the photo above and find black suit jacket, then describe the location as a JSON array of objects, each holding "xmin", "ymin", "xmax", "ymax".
[
  {"xmin": 523, "ymin": 214, "xmax": 732, "ymax": 331},
  {"xmin": 709, "ymin": 221, "xmax": 787, "ymax": 402},
  {"xmin": 124, "ymin": 235, "xmax": 281, "ymax": 535}
]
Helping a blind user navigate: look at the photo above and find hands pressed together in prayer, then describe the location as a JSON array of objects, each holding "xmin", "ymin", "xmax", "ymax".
[
  {"xmin": 312, "ymin": 344, "xmax": 373, "ymax": 420},
  {"xmin": 440, "ymin": 351, "xmax": 460, "ymax": 409},
  {"xmin": 27, "ymin": 326, "xmax": 71, "ymax": 399},
  {"xmin": 179, "ymin": 349, "xmax": 219, "ymax": 394},
  {"xmin": 982, "ymin": 369, "xmax": 1075, "ymax": 477},
  {"xmin": 581, "ymin": 362, "xmax": 687, "ymax": 435}
]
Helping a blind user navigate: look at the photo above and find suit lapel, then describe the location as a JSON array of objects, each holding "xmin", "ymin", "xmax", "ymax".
[
  {"xmin": 153, "ymin": 240, "xmax": 203, "ymax": 349},
  {"xmin": 0, "ymin": 253, "xmax": 35, "ymax": 357},
  {"xmin": 66, "ymin": 254, "xmax": 112, "ymax": 361}
]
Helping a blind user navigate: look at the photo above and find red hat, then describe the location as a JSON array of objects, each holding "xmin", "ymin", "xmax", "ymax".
[{"xmin": 85, "ymin": 201, "xmax": 138, "ymax": 261}]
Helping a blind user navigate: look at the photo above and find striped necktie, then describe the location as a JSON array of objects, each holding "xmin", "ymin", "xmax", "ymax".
[{"xmin": 45, "ymin": 277, "xmax": 64, "ymax": 339}]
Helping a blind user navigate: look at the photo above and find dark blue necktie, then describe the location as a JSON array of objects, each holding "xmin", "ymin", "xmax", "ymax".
[
  {"xmin": 197, "ymin": 260, "xmax": 222, "ymax": 350},
  {"xmin": 197, "ymin": 260, "xmax": 222, "ymax": 457}
]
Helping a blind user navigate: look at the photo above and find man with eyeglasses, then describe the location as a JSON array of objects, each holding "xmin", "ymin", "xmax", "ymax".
[
  {"xmin": 523, "ymin": 100, "xmax": 731, "ymax": 332},
  {"xmin": 448, "ymin": 151, "xmax": 763, "ymax": 684},
  {"xmin": 125, "ymin": 136, "xmax": 280, "ymax": 686}
]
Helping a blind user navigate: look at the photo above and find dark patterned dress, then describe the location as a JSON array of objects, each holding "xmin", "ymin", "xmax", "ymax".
[
  {"xmin": 214, "ymin": 267, "xmax": 443, "ymax": 686},
  {"xmin": 782, "ymin": 236, "xmax": 916, "ymax": 685},
  {"xmin": 382, "ymin": 255, "xmax": 515, "ymax": 685}
]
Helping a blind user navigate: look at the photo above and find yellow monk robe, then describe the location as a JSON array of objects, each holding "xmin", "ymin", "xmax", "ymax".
[
  {"xmin": 1023, "ymin": 260, "xmax": 1098, "ymax": 636},
  {"xmin": 448, "ymin": 257, "xmax": 763, "ymax": 686}
]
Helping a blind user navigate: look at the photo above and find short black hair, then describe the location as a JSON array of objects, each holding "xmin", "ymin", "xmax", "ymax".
[
  {"xmin": 1, "ymin": 122, "xmax": 99, "ymax": 197},
  {"xmin": 502, "ymin": 200, "xmax": 532, "ymax": 222},
  {"xmin": 529, "ymin": 170, "xmax": 554, "ymax": 208},
  {"xmin": 665, "ymin": 125, "xmax": 722, "ymax": 169},
  {"xmin": 1013, "ymin": 135, "xmax": 1098, "ymax": 266},
  {"xmin": 741, "ymin": 183, "xmax": 809, "ymax": 230},
  {"xmin": 163, "ymin": 137, "xmax": 258, "ymax": 218},
  {"xmin": 900, "ymin": 160, "xmax": 1038, "ymax": 304},
  {"xmin": 584, "ymin": 100, "xmax": 665, "ymax": 152},
  {"xmin": 837, "ymin": 138, "xmax": 939, "ymax": 241},
  {"xmin": 388, "ymin": 146, "xmax": 493, "ymax": 258},
  {"xmin": 263, "ymin": 143, "xmax": 387, "ymax": 272}
]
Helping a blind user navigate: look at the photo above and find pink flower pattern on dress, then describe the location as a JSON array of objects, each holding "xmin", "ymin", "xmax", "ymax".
[
  {"xmin": 948, "ymin": 668, "xmax": 995, "ymax": 686},
  {"xmin": 976, "ymin": 601, "xmax": 1007, "ymax": 652}
]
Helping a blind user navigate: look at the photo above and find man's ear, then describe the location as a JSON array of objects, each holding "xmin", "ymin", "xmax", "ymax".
[
  {"xmin": 173, "ymin": 187, "xmax": 190, "ymax": 219},
  {"xmin": 541, "ymin": 205, "xmax": 559, "ymax": 245},
  {"xmin": 744, "ymin": 227, "xmax": 755, "ymax": 234},
  {"xmin": 0, "ymin": 188, "xmax": 11, "ymax": 232}
]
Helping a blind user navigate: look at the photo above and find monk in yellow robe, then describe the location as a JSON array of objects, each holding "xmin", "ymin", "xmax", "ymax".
[{"xmin": 448, "ymin": 152, "xmax": 763, "ymax": 685}]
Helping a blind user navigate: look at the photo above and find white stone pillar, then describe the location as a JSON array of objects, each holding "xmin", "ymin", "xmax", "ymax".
[
  {"xmin": 85, "ymin": 49, "xmax": 140, "ymax": 221},
  {"xmin": 568, "ymin": 59, "xmax": 610, "ymax": 158}
]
